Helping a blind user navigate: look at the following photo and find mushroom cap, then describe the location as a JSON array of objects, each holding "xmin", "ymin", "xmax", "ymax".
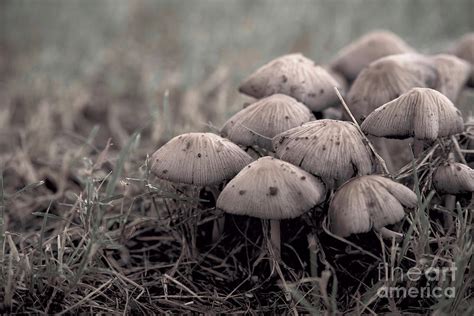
[
  {"xmin": 273, "ymin": 119, "xmax": 374, "ymax": 188},
  {"xmin": 453, "ymin": 33, "xmax": 474, "ymax": 85},
  {"xmin": 330, "ymin": 30, "xmax": 414, "ymax": 81},
  {"xmin": 151, "ymin": 133, "xmax": 253, "ymax": 186},
  {"xmin": 329, "ymin": 175, "xmax": 417, "ymax": 237},
  {"xmin": 324, "ymin": 66, "xmax": 349, "ymax": 93},
  {"xmin": 430, "ymin": 54, "xmax": 471, "ymax": 101},
  {"xmin": 216, "ymin": 157, "xmax": 326, "ymax": 220},
  {"xmin": 221, "ymin": 94, "xmax": 314, "ymax": 151},
  {"xmin": 360, "ymin": 88, "xmax": 464, "ymax": 141},
  {"xmin": 239, "ymin": 53, "xmax": 340, "ymax": 112},
  {"xmin": 347, "ymin": 53, "xmax": 437, "ymax": 122},
  {"xmin": 433, "ymin": 162, "xmax": 474, "ymax": 194}
]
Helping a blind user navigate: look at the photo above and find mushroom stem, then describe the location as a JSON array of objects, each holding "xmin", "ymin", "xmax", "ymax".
[
  {"xmin": 307, "ymin": 233, "xmax": 319, "ymax": 278},
  {"xmin": 373, "ymin": 137, "xmax": 395, "ymax": 173},
  {"xmin": 444, "ymin": 194, "xmax": 456, "ymax": 230},
  {"xmin": 206, "ymin": 186, "xmax": 224, "ymax": 243},
  {"xmin": 211, "ymin": 216, "xmax": 225, "ymax": 243},
  {"xmin": 270, "ymin": 219, "xmax": 281, "ymax": 259},
  {"xmin": 377, "ymin": 227, "xmax": 403, "ymax": 240},
  {"xmin": 413, "ymin": 139, "xmax": 424, "ymax": 158}
]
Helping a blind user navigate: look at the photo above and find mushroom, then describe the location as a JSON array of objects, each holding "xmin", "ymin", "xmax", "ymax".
[
  {"xmin": 329, "ymin": 30, "xmax": 414, "ymax": 82},
  {"xmin": 433, "ymin": 162, "xmax": 474, "ymax": 221},
  {"xmin": 273, "ymin": 119, "xmax": 374, "ymax": 189},
  {"xmin": 329, "ymin": 175, "xmax": 417, "ymax": 239},
  {"xmin": 239, "ymin": 53, "xmax": 340, "ymax": 113},
  {"xmin": 347, "ymin": 54, "xmax": 449, "ymax": 170},
  {"xmin": 452, "ymin": 33, "xmax": 474, "ymax": 87},
  {"xmin": 221, "ymin": 94, "xmax": 314, "ymax": 152},
  {"xmin": 347, "ymin": 53, "xmax": 437, "ymax": 123},
  {"xmin": 433, "ymin": 162, "xmax": 474, "ymax": 194},
  {"xmin": 360, "ymin": 88, "xmax": 464, "ymax": 157},
  {"xmin": 216, "ymin": 157, "xmax": 326, "ymax": 258},
  {"xmin": 429, "ymin": 54, "xmax": 471, "ymax": 101},
  {"xmin": 151, "ymin": 132, "xmax": 253, "ymax": 245}
]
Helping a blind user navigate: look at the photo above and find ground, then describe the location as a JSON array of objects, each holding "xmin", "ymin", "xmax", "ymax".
[{"xmin": 0, "ymin": 1, "xmax": 473, "ymax": 314}]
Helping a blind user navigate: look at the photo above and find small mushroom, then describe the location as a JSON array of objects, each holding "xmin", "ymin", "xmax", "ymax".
[
  {"xmin": 429, "ymin": 54, "xmax": 471, "ymax": 101},
  {"xmin": 433, "ymin": 162, "xmax": 474, "ymax": 195},
  {"xmin": 330, "ymin": 30, "xmax": 414, "ymax": 82},
  {"xmin": 452, "ymin": 33, "xmax": 474, "ymax": 86},
  {"xmin": 361, "ymin": 88, "xmax": 464, "ymax": 156},
  {"xmin": 221, "ymin": 94, "xmax": 314, "ymax": 151},
  {"xmin": 273, "ymin": 119, "xmax": 374, "ymax": 189},
  {"xmin": 433, "ymin": 162, "xmax": 474, "ymax": 224},
  {"xmin": 347, "ymin": 53, "xmax": 437, "ymax": 123},
  {"xmin": 216, "ymin": 157, "xmax": 326, "ymax": 259},
  {"xmin": 239, "ymin": 53, "xmax": 340, "ymax": 112},
  {"xmin": 329, "ymin": 175, "xmax": 417, "ymax": 238},
  {"xmin": 151, "ymin": 132, "xmax": 253, "ymax": 245}
]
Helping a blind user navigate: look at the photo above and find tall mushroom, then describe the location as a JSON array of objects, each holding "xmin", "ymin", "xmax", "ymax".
[
  {"xmin": 151, "ymin": 132, "xmax": 253, "ymax": 244},
  {"xmin": 239, "ymin": 53, "xmax": 340, "ymax": 113},
  {"xmin": 221, "ymin": 94, "xmax": 314, "ymax": 152},
  {"xmin": 329, "ymin": 175, "xmax": 417, "ymax": 239},
  {"xmin": 329, "ymin": 30, "xmax": 414, "ymax": 82},
  {"xmin": 216, "ymin": 157, "xmax": 325, "ymax": 259},
  {"xmin": 361, "ymin": 88, "xmax": 464, "ymax": 157},
  {"xmin": 273, "ymin": 119, "xmax": 374, "ymax": 189},
  {"xmin": 429, "ymin": 54, "xmax": 471, "ymax": 101}
]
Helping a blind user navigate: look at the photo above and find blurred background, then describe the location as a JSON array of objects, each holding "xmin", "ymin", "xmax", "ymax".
[
  {"xmin": 2, "ymin": 0, "xmax": 473, "ymax": 139},
  {"xmin": 0, "ymin": 0, "xmax": 473, "ymax": 222}
]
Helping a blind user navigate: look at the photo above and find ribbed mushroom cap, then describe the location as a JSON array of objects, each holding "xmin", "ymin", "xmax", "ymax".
[
  {"xmin": 221, "ymin": 94, "xmax": 314, "ymax": 151},
  {"xmin": 347, "ymin": 54, "xmax": 437, "ymax": 122},
  {"xmin": 430, "ymin": 54, "xmax": 470, "ymax": 101},
  {"xmin": 273, "ymin": 119, "xmax": 374, "ymax": 188},
  {"xmin": 151, "ymin": 133, "xmax": 253, "ymax": 186},
  {"xmin": 453, "ymin": 33, "xmax": 474, "ymax": 86},
  {"xmin": 361, "ymin": 88, "xmax": 464, "ymax": 141},
  {"xmin": 216, "ymin": 157, "xmax": 326, "ymax": 220},
  {"xmin": 330, "ymin": 30, "xmax": 414, "ymax": 81},
  {"xmin": 329, "ymin": 175, "xmax": 417, "ymax": 237},
  {"xmin": 433, "ymin": 162, "xmax": 474, "ymax": 194},
  {"xmin": 239, "ymin": 53, "xmax": 340, "ymax": 112}
]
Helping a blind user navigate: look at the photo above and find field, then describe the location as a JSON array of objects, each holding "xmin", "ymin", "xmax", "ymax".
[{"xmin": 1, "ymin": 0, "xmax": 473, "ymax": 314}]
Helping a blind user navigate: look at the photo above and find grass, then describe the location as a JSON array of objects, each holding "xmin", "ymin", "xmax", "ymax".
[
  {"xmin": 1, "ymin": 0, "xmax": 473, "ymax": 314},
  {"xmin": 0, "ymin": 102, "xmax": 472, "ymax": 314}
]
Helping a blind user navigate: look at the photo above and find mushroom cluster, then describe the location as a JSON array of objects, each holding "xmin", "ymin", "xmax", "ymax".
[{"xmin": 149, "ymin": 30, "xmax": 472, "ymax": 266}]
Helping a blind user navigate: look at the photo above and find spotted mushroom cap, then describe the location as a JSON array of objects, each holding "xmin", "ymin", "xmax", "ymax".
[
  {"xmin": 239, "ymin": 53, "xmax": 340, "ymax": 112},
  {"xmin": 347, "ymin": 53, "xmax": 437, "ymax": 123},
  {"xmin": 433, "ymin": 162, "xmax": 474, "ymax": 194},
  {"xmin": 452, "ymin": 33, "xmax": 474, "ymax": 85},
  {"xmin": 273, "ymin": 119, "xmax": 374, "ymax": 189},
  {"xmin": 361, "ymin": 88, "xmax": 464, "ymax": 141},
  {"xmin": 151, "ymin": 133, "xmax": 253, "ymax": 186},
  {"xmin": 430, "ymin": 54, "xmax": 470, "ymax": 101},
  {"xmin": 216, "ymin": 157, "xmax": 326, "ymax": 220},
  {"xmin": 329, "ymin": 175, "xmax": 417, "ymax": 237},
  {"xmin": 330, "ymin": 30, "xmax": 414, "ymax": 81},
  {"xmin": 221, "ymin": 94, "xmax": 314, "ymax": 151}
]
